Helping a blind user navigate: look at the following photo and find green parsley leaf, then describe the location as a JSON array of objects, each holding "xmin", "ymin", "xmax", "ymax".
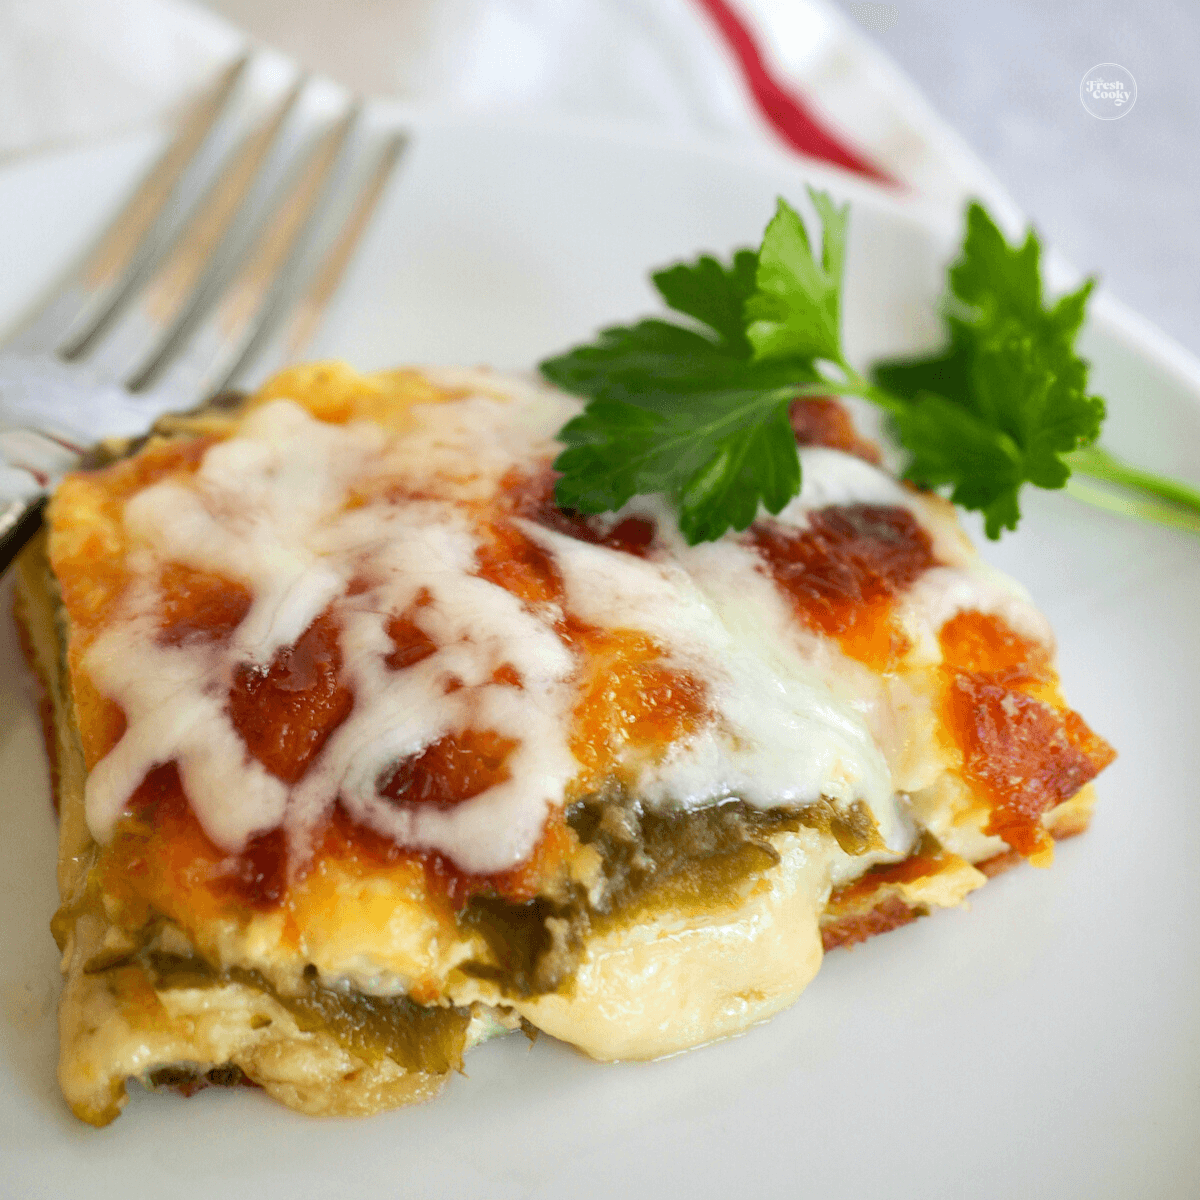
[
  {"xmin": 745, "ymin": 189, "xmax": 849, "ymax": 363},
  {"xmin": 543, "ymin": 191, "xmax": 1197, "ymax": 545},
  {"xmin": 539, "ymin": 318, "xmax": 815, "ymax": 406},
  {"xmin": 651, "ymin": 249, "xmax": 759, "ymax": 357},
  {"xmin": 874, "ymin": 202, "xmax": 1106, "ymax": 537},
  {"xmin": 554, "ymin": 390, "xmax": 800, "ymax": 543},
  {"xmin": 542, "ymin": 193, "xmax": 844, "ymax": 542}
]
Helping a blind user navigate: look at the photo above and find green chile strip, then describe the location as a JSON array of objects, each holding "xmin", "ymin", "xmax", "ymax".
[{"xmin": 457, "ymin": 794, "xmax": 880, "ymax": 999}]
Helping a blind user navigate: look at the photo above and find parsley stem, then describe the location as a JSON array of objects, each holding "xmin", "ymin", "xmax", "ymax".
[
  {"xmin": 789, "ymin": 382, "xmax": 851, "ymax": 400},
  {"xmin": 800, "ymin": 364, "xmax": 905, "ymax": 417},
  {"xmin": 856, "ymin": 382, "xmax": 906, "ymax": 416},
  {"xmin": 1065, "ymin": 444, "xmax": 1200, "ymax": 515},
  {"xmin": 1063, "ymin": 444, "xmax": 1200, "ymax": 536},
  {"xmin": 1063, "ymin": 475, "xmax": 1200, "ymax": 537}
]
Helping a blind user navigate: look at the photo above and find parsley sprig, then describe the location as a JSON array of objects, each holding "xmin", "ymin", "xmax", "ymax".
[{"xmin": 541, "ymin": 192, "xmax": 1200, "ymax": 543}]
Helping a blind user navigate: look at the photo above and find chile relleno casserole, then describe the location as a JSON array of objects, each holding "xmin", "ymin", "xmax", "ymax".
[{"xmin": 13, "ymin": 362, "xmax": 1114, "ymax": 1125}]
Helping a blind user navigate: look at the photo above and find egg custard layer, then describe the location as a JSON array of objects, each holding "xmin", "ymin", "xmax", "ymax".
[{"xmin": 14, "ymin": 362, "xmax": 1115, "ymax": 1125}]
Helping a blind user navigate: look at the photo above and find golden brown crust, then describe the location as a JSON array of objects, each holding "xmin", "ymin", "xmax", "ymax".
[
  {"xmin": 12, "ymin": 586, "xmax": 61, "ymax": 812},
  {"xmin": 820, "ymin": 792, "xmax": 1097, "ymax": 952},
  {"xmin": 975, "ymin": 850, "xmax": 1025, "ymax": 879},
  {"xmin": 821, "ymin": 897, "xmax": 919, "ymax": 951}
]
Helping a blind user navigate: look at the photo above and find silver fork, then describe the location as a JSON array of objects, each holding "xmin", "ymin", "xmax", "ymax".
[{"xmin": 0, "ymin": 54, "xmax": 406, "ymax": 572}]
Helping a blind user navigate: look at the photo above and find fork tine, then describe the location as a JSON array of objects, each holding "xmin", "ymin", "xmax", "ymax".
[
  {"xmin": 76, "ymin": 74, "xmax": 308, "ymax": 378},
  {"xmin": 3, "ymin": 54, "xmax": 249, "ymax": 356},
  {"xmin": 135, "ymin": 105, "xmax": 361, "ymax": 402},
  {"xmin": 263, "ymin": 130, "xmax": 406, "ymax": 370},
  {"xmin": 0, "ymin": 84, "xmax": 409, "ymax": 577}
]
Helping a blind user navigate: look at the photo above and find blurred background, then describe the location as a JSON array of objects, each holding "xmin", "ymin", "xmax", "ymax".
[
  {"xmin": 2, "ymin": 0, "xmax": 1196, "ymax": 354},
  {"xmin": 199, "ymin": 0, "xmax": 1200, "ymax": 354}
]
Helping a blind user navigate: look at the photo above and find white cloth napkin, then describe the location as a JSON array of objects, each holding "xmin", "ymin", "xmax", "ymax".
[
  {"xmin": 0, "ymin": 0, "xmax": 238, "ymax": 157},
  {"xmin": 0, "ymin": 0, "xmax": 1014, "ymax": 220}
]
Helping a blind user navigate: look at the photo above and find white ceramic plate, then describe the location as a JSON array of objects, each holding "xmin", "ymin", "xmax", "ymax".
[{"xmin": 2, "ymin": 113, "xmax": 1198, "ymax": 1200}]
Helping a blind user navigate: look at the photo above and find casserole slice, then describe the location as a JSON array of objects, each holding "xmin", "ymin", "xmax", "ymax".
[{"xmin": 14, "ymin": 362, "xmax": 1114, "ymax": 1125}]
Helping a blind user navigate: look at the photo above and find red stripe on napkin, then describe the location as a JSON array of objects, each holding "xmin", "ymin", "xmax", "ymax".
[{"xmin": 693, "ymin": 0, "xmax": 894, "ymax": 184}]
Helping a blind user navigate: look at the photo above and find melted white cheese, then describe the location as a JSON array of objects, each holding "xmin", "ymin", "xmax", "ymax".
[
  {"xmin": 81, "ymin": 375, "xmax": 1052, "ymax": 877},
  {"xmin": 522, "ymin": 521, "xmax": 898, "ymax": 839},
  {"xmin": 895, "ymin": 563, "xmax": 1053, "ymax": 662}
]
